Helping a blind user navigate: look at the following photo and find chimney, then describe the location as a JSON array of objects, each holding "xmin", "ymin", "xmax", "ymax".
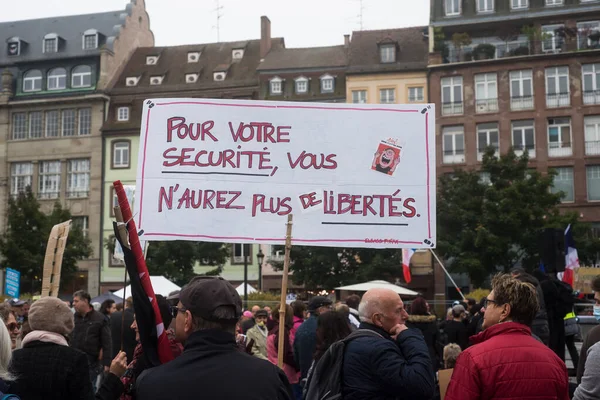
[
  {"xmin": 260, "ymin": 16, "xmax": 272, "ymax": 59},
  {"xmin": 344, "ymin": 34, "xmax": 350, "ymax": 47}
]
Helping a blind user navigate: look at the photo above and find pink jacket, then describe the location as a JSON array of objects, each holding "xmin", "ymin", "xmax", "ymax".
[
  {"xmin": 292, "ymin": 316, "xmax": 303, "ymax": 336},
  {"xmin": 267, "ymin": 331, "xmax": 300, "ymax": 384}
]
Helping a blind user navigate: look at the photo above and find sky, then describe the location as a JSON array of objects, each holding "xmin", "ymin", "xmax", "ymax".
[{"xmin": 0, "ymin": 0, "xmax": 430, "ymax": 48}]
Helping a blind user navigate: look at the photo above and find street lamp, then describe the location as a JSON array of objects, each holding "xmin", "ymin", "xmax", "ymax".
[{"xmin": 257, "ymin": 248, "xmax": 265, "ymax": 291}]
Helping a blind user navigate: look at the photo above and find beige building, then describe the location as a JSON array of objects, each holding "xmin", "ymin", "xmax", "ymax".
[{"xmin": 0, "ymin": 0, "xmax": 154, "ymax": 295}]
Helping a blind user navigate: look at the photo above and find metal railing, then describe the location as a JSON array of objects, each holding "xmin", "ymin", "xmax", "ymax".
[
  {"xmin": 66, "ymin": 190, "xmax": 89, "ymax": 199},
  {"xmin": 510, "ymin": 96, "xmax": 534, "ymax": 110},
  {"xmin": 441, "ymin": 101, "xmax": 464, "ymax": 116},
  {"xmin": 475, "ymin": 98, "xmax": 498, "ymax": 113},
  {"xmin": 513, "ymin": 145, "xmax": 536, "ymax": 158},
  {"xmin": 546, "ymin": 93, "xmax": 570, "ymax": 108},
  {"xmin": 548, "ymin": 142, "xmax": 573, "ymax": 157},
  {"xmin": 586, "ymin": 140, "xmax": 600, "ymax": 156},
  {"xmin": 443, "ymin": 149, "xmax": 465, "ymax": 164},
  {"xmin": 583, "ymin": 90, "xmax": 600, "ymax": 105},
  {"xmin": 37, "ymin": 191, "xmax": 60, "ymax": 200}
]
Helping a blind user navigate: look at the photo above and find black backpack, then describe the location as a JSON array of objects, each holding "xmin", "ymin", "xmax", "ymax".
[
  {"xmin": 304, "ymin": 329, "xmax": 382, "ymax": 400},
  {"xmin": 552, "ymin": 279, "xmax": 576, "ymax": 319}
]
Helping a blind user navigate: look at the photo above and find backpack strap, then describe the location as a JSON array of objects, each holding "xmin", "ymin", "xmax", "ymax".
[{"xmin": 342, "ymin": 328, "xmax": 384, "ymax": 343}]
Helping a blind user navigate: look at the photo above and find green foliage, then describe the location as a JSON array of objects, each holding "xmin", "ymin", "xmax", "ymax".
[
  {"xmin": 473, "ymin": 44, "xmax": 496, "ymax": 60},
  {"xmin": 451, "ymin": 33, "xmax": 472, "ymax": 49},
  {"xmin": 468, "ymin": 288, "xmax": 490, "ymax": 302},
  {"xmin": 0, "ymin": 187, "xmax": 92, "ymax": 294},
  {"xmin": 438, "ymin": 148, "xmax": 596, "ymax": 286},
  {"xmin": 246, "ymin": 292, "xmax": 281, "ymax": 307}
]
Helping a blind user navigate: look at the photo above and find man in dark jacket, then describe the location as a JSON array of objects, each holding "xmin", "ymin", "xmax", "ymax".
[
  {"xmin": 71, "ymin": 290, "xmax": 112, "ymax": 392},
  {"xmin": 578, "ymin": 275, "xmax": 600, "ymax": 383},
  {"xmin": 136, "ymin": 277, "xmax": 292, "ymax": 400},
  {"xmin": 342, "ymin": 288, "xmax": 435, "ymax": 400},
  {"xmin": 512, "ymin": 268, "xmax": 550, "ymax": 345},
  {"xmin": 293, "ymin": 296, "xmax": 333, "ymax": 382},
  {"xmin": 110, "ymin": 296, "xmax": 136, "ymax": 362}
]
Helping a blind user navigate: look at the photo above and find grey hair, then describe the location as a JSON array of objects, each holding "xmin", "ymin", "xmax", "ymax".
[
  {"xmin": 358, "ymin": 297, "xmax": 381, "ymax": 323},
  {"xmin": 192, "ymin": 305, "xmax": 238, "ymax": 334},
  {"xmin": 0, "ymin": 317, "xmax": 14, "ymax": 381}
]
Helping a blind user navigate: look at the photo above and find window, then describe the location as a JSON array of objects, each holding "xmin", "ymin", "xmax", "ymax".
[
  {"xmin": 512, "ymin": 120, "xmax": 535, "ymax": 158},
  {"xmin": 585, "ymin": 116, "xmax": 600, "ymax": 155},
  {"xmin": 511, "ymin": 0, "xmax": 528, "ymax": 9},
  {"xmin": 542, "ymin": 25, "xmax": 564, "ymax": 53},
  {"xmin": 442, "ymin": 126, "xmax": 465, "ymax": 164},
  {"xmin": 477, "ymin": 123, "xmax": 499, "ymax": 161},
  {"xmin": 29, "ymin": 111, "xmax": 43, "ymax": 139},
  {"xmin": 588, "ymin": 166, "xmax": 600, "ymax": 201},
  {"xmin": 71, "ymin": 65, "xmax": 92, "ymax": 88},
  {"xmin": 10, "ymin": 163, "xmax": 33, "ymax": 196},
  {"xmin": 380, "ymin": 45, "xmax": 396, "ymax": 63},
  {"xmin": 232, "ymin": 49, "xmax": 244, "ymax": 60},
  {"xmin": 47, "ymin": 68, "xmax": 67, "ymax": 90},
  {"xmin": 546, "ymin": 0, "xmax": 563, "ymax": 5},
  {"xmin": 445, "ymin": 0, "xmax": 461, "ymax": 15},
  {"xmin": 548, "ymin": 118, "xmax": 572, "ymax": 157},
  {"xmin": 43, "ymin": 38, "xmax": 57, "ymax": 53},
  {"xmin": 78, "ymin": 108, "xmax": 91, "ymax": 135},
  {"xmin": 352, "ymin": 90, "xmax": 367, "ymax": 104},
  {"xmin": 475, "ymin": 73, "xmax": 498, "ymax": 113},
  {"xmin": 67, "ymin": 159, "xmax": 90, "ymax": 198},
  {"xmin": 232, "ymin": 244, "xmax": 251, "ymax": 263},
  {"xmin": 477, "ymin": 0, "xmax": 494, "ymax": 12},
  {"xmin": 62, "ymin": 109, "xmax": 75, "ymax": 136},
  {"xmin": 83, "ymin": 32, "xmax": 98, "ymax": 50},
  {"xmin": 23, "ymin": 70, "xmax": 42, "ymax": 92},
  {"xmin": 441, "ymin": 76, "xmax": 463, "ymax": 115},
  {"xmin": 583, "ymin": 63, "xmax": 600, "ymax": 105},
  {"xmin": 72, "ymin": 216, "xmax": 89, "ymax": 238},
  {"xmin": 551, "ymin": 167, "xmax": 574, "ymax": 202},
  {"xmin": 295, "ymin": 77, "xmax": 308, "ymax": 94},
  {"xmin": 321, "ymin": 75, "xmax": 334, "ymax": 93},
  {"xmin": 270, "ymin": 77, "xmax": 282, "ymax": 95},
  {"xmin": 112, "ymin": 141, "xmax": 130, "ymax": 169},
  {"xmin": 408, "ymin": 87, "xmax": 424, "ymax": 102},
  {"xmin": 380, "ymin": 88, "xmax": 395, "ymax": 104},
  {"xmin": 577, "ymin": 21, "xmax": 600, "ymax": 50},
  {"xmin": 38, "ymin": 161, "xmax": 61, "ymax": 199},
  {"xmin": 45, "ymin": 110, "xmax": 59, "ymax": 137},
  {"xmin": 12, "ymin": 113, "xmax": 27, "ymax": 140},
  {"xmin": 7, "ymin": 39, "xmax": 20, "ymax": 56},
  {"xmin": 510, "ymin": 70, "xmax": 534, "ymax": 110},
  {"xmin": 117, "ymin": 107, "xmax": 130, "ymax": 122},
  {"xmin": 545, "ymin": 67, "xmax": 570, "ymax": 107}
]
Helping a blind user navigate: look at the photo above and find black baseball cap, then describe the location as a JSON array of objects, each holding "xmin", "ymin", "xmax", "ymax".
[{"xmin": 179, "ymin": 277, "xmax": 242, "ymax": 322}]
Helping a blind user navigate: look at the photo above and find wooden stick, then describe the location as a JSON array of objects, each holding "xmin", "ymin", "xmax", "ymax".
[
  {"xmin": 430, "ymin": 249, "xmax": 466, "ymax": 301},
  {"xmin": 114, "ymin": 205, "xmax": 129, "ymax": 352},
  {"xmin": 277, "ymin": 214, "xmax": 294, "ymax": 369}
]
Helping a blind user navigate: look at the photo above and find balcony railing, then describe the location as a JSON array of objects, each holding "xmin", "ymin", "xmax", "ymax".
[
  {"xmin": 477, "ymin": 147, "xmax": 498, "ymax": 161},
  {"xmin": 586, "ymin": 140, "xmax": 600, "ymax": 156},
  {"xmin": 442, "ymin": 101, "xmax": 463, "ymax": 116},
  {"xmin": 584, "ymin": 90, "xmax": 600, "ymax": 105},
  {"xmin": 514, "ymin": 145, "xmax": 536, "ymax": 159},
  {"xmin": 475, "ymin": 98, "xmax": 498, "ymax": 113},
  {"xmin": 37, "ymin": 191, "xmax": 60, "ymax": 200},
  {"xmin": 548, "ymin": 142, "xmax": 572, "ymax": 157},
  {"xmin": 578, "ymin": 33, "xmax": 600, "ymax": 51},
  {"xmin": 546, "ymin": 93, "xmax": 570, "ymax": 108},
  {"xmin": 511, "ymin": 96, "xmax": 534, "ymax": 111},
  {"xmin": 66, "ymin": 190, "xmax": 89, "ymax": 199},
  {"xmin": 443, "ymin": 149, "xmax": 465, "ymax": 164}
]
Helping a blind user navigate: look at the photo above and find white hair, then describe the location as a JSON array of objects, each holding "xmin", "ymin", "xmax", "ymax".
[
  {"xmin": 358, "ymin": 297, "xmax": 381, "ymax": 323},
  {"xmin": 0, "ymin": 317, "xmax": 14, "ymax": 381}
]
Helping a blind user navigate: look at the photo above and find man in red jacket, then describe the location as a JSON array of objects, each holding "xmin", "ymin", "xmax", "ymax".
[{"xmin": 445, "ymin": 274, "xmax": 569, "ymax": 400}]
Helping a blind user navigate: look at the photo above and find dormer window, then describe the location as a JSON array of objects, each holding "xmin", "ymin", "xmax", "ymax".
[
  {"xmin": 125, "ymin": 77, "xmax": 140, "ymax": 87},
  {"xmin": 213, "ymin": 72, "xmax": 227, "ymax": 81},
  {"xmin": 188, "ymin": 52, "xmax": 201, "ymax": 63},
  {"xmin": 150, "ymin": 76, "xmax": 164, "ymax": 85},
  {"xmin": 380, "ymin": 44, "xmax": 396, "ymax": 63},
  {"xmin": 7, "ymin": 37, "xmax": 21, "ymax": 56},
  {"xmin": 232, "ymin": 48, "xmax": 244, "ymax": 60},
  {"xmin": 47, "ymin": 68, "xmax": 66, "ymax": 90},
  {"xmin": 82, "ymin": 29, "xmax": 98, "ymax": 50},
  {"xmin": 320, "ymin": 75, "xmax": 334, "ymax": 93},
  {"xmin": 43, "ymin": 33, "xmax": 59, "ymax": 53},
  {"xmin": 295, "ymin": 77, "xmax": 308, "ymax": 94},
  {"xmin": 146, "ymin": 56, "xmax": 159, "ymax": 65},
  {"xmin": 72, "ymin": 65, "xmax": 92, "ymax": 88},
  {"xmin": 186, "ymin": 73, "xmax": 199, "ymax": 83},
  {"xmin": 270, "ymin": 77, "xmax": 282, "ymax": 95}
]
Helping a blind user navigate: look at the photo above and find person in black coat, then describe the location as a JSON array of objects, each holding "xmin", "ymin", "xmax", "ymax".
[
  {"xmin": 110, "ymin": 298, "xmax": 136, "ymax": 362},
  {"xmin": 444, "ymin": 305, "xmax": 469, "ymax": 350},
  {"xmin": 10, "ymin": 296, "xmax": 95, "ymax": 400},
  {"xmin": 406, "ymin": 296, "xmax": 441, "ymax": 371}
]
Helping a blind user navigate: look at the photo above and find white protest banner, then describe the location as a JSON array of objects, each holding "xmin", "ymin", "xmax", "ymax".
[{"xmin": 134, "ymin": 99, "xmax": 436, "ymax": 249}]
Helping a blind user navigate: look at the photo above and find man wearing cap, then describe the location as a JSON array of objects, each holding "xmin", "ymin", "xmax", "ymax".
[
  {"xmin": 246, "ymin": 309, "xmax": 269, "ymax": 360},
  {"xmin": 293, "ymin": 296, "xmax": 333, "ymax": 383},
  {"xmin": 9, "ymin": 298, "xmax": 27, "ymax": 325},
  {"xmin": 136, "ymin": 277, "xmax": 292, "ymax": 400}
]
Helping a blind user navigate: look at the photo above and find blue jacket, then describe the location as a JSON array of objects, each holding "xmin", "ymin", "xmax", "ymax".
[
  {"xmin": 293, "ymin": 315, "xmax": 317, "ymax": 379},
  {"xmin": 342, "ymin": 323, "xmax": 435, "ymax": 400}
]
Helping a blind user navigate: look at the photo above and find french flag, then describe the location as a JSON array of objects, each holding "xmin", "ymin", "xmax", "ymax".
[
  {"xmin": 562, "ymin": 224, "xmax": 580, "ymax": 286},
  {"xmin": 402, "ymin": 248, "xmax": 415, "ymax": 284}
]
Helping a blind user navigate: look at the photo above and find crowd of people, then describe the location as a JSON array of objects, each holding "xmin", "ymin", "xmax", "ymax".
[{"xmin": 0, "ymin": 269, "xmax": 596, "ymax": 399}]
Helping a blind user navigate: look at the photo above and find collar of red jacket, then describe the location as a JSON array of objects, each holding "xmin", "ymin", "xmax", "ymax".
[{"xmin": 470, "ymin": 321, "xmax": 532, "ymax": 345}]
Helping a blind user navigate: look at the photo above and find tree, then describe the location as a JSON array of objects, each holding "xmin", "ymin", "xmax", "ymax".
[
  {"xmin": 0, "ymin": 187, "xmax": 92, "ymax": 294},
  {"xmin": 437, "ymin": 148, "xmax": 594, "ymax": 286}
]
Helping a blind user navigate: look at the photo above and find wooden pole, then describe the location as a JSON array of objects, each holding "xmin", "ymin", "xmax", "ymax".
[
  {"xmin": 277, "ymin": 214, "xmax": 293, "ymax": 369},
  {"xmin": 430, "ymin": 249, "xmax": 466, "ymax": 301}
]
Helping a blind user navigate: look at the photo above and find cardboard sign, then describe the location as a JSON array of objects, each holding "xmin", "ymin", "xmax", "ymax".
[
  {"xmin": 574, "ymin": 267, "xmax": 600, "ymax": 294},
  {"xmin": 134, "ymin": 99, "xmax": 436, "ymax": 249},
  {"xmin": 41, "ymin": 221, "xmax": 71, "ymax": 297}
]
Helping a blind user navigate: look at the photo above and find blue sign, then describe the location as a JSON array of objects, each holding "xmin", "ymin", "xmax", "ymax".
[{"xmin": 5, "ymin": 268, "xmax": 20, "ymax": 298}]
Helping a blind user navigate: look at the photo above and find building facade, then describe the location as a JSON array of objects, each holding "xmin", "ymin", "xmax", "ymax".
[
  {"xmin": 100, "ymin": 16, "xmax": 282, "ymax": 292},
  {"xmin": 0, "ymin": 0, "xmax": 154, "ymax": 295},
  {"xmin": 430, "ymin": 0, "xmax": 600, "ymax": 226}
]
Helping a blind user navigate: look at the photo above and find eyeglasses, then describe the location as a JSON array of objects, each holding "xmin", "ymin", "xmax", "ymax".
[
  {"xmin": 169, "ymin": 306, "xmax": 186, "ymax": 319},
  {"xmin": 483, "ymin": 298, "xmax": 497, "ymax": 309},
  {"xmin": 5, "ymin": 323, "xmax": 18, "ymax": 332}
]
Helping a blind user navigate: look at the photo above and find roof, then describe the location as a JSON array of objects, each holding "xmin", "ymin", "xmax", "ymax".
[
  {"xmin": 347, "ymin": 26, "xmax": 429, "ymax": 74},
  {"xmin": 112, "ymin": 276, "xmax": 181, "ymax": 298},
  {"xmin": 335, "ymin": 280, "xmax": 419, "ymax": 296},
  {"xmin": 109, "ymin": 38, "xmax": 285, "ymax": 93},
  {"xmin": 257, "ymin": 45, "xmax": 347, "ymax": 71},
  {"xmin": 0, "ymin": 3, "xmax": 137, "ymax": 65}
]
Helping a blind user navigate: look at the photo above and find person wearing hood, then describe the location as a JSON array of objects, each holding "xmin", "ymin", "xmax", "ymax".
[
  {"xmin": 246, "ymin": 309, "xmax": 269, "ymax": 360},
  {"xmin": 445, "ymin": 274, "xmax": 569, "ymax": 400},
  {"xmin": 406, "ymin": 296, "xmax": 441, "ymax": 371},
  {"xmin": 290, "ymin": 301, "xmax": 306, "ymax": 335}
]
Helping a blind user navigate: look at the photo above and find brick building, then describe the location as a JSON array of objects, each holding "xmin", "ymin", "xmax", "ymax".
[
  {"xmin": 0, "ymin": 0, "xmax": 154, "ymax": 295},
  {"xmin": 430, "ymin": 0, "xmax": 600, "ymax": 227}
]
